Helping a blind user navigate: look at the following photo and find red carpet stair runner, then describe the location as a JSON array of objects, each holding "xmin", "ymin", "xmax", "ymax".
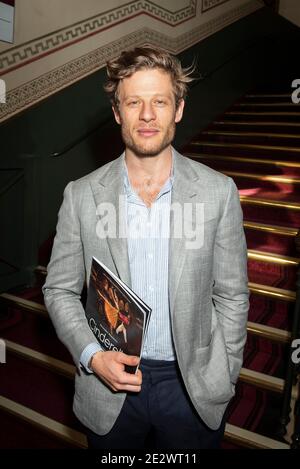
[
  {"xmin": 183, "ymin": 89, "xmax": 300, "ymax": 449},
  {"xmin": 0, "ymin": 89, "xmax": 299, "ymax": 449}
]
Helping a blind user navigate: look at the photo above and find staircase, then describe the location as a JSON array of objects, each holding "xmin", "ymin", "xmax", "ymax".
[
  {"xmin": 183, "ymin": 89, "xmax": 300, "ymax": 448},
  {"xmin": 1, "ymin": 89, "xmax": 299, "ymax": 449}
]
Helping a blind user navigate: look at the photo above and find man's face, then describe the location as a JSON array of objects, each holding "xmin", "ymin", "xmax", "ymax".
[{"xmin": 112, "ymin": 68, "xmax": 184, "ymax": 157}]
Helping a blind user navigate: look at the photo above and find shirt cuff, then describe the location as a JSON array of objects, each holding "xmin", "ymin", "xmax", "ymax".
[{"xmin": 80, "ymin": 342, "xmax": 103, "ymax": 373}]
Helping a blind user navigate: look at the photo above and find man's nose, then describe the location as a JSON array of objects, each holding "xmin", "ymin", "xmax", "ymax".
[{"xmin": 139, "ymin": 102, "xmax": 156, "ymax": 122}]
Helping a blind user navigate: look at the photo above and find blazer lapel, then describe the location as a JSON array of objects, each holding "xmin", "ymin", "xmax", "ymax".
[
  {"xmin": 169, "ymin": 150, "xmax": 199, "ymax": 315},
  {"xmin": 89, "ymin": 154, "xmax": 132, "ymax": 288}
]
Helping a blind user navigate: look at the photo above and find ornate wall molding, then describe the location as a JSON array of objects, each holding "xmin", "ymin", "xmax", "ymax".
[
  {"xmin": 0, "ymin": 0, "xmax": 262, "ymax": 122},
  {"xmin": 202, "ymin": 0, "xmax": 231, "ymax": 13},
  {"xmin": 0, "ymin": 0, "xmax": 196, "ymax": 75}
]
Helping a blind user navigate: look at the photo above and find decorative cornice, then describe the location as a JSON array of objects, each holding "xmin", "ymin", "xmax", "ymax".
[
  {"xmin": 0, "ymin": 0, "xmax": 262, "ymax": 122},
  {"xmin": 202, "ymin": 0, "xmax": 231, "ymax": 13},
  {"xmin": 0, "ymin": 0, "xmax": 197, "ymax": 75}
]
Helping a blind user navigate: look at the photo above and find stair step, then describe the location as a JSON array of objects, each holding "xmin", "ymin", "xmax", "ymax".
[
  {"xmin": 248, "ymin": 282, "xmax": 295, "ymax": 302},
  {"xmin": 247, "ymin": 251, "xmax": 298, "ymax": 294},
  {"xmin": 198, "ymin": 131, "xmax": 300, "ymax": 148},
  {"xmin": 224, "ymin": 423, "xmax": 289, "ymax": 449},
  {"xmin": 203, "ymin": 130, "xmax": 300, "ymax": 141},
  {"xmin": 191, "ymin": 141, "xmax": 300, "ymax": 154},
  {"xmin": 0, "ymin": 297, "xmax": 73, "ymax": 363},
  {"xmin": 0, "ymin": 396, "xmax": 87, "ymax": 449},
  {"xmin": 185, "ymin": 154, "xmax": 300, "ymax": 182},
  {"xmin": 245, "ymin": 94, "xmax": 291, "ymax": 98},
  {"xmin": 1, "ymin": 352, "xmax": 77, "ymax": 429},
  {"xmin": 243, "ymin": 338, "xmax": 287, "ymax": 380},
  {"xmin": 6, "ymin": 339, "xmax": 74, "ymax": 379},
  {"xmin": 214, "ymin": 120, "xmax": 300, "ymax": 128},
  {"xmin": 0, "ymin": 293, "xmax": 47, "ymax": 317},
  {"xmin": 209, "ymin": 121, "xmax": 300, "ymax": 135},
  {"xmin": 235, "ymin": 102, "xmax": 298, "ymax": 108},
  {"xmin": 247, "ymin": 301, "xmax": 292, "ymax": 339},
  {"xmin": 240, "ymin": 195, "xmax": 300, "ymax": 210},
  {"xmin": 6, "ymin": 338, "xmax": 286, "ymax": 394},
  {"xmin": 246, "ymin": 239, "xmax": 298, "ymax": 260},
  {"xmin": 224, "ymin": 111, "xmax": 300, "ymax": 122},
  {"xmin": 185, "ymin": 152, "xmax": 300, "ymax": 169},
  {"xmin": 228, "ymin": 106, "xmax": 300, "ymax": 120},
  {"xmin": 247, "ymin": 321, "xmax": 291, "ymax": 344},
  {"xmin": 244, "ymin": 222, "xmax": 297, "ymax": 237},
  {"xmin": 0, "ymin": 395, "xmax": 289, "ymax": 449},
  {"xmin": 0, "ymin": 410, "xmax": 75, "ymax": 449},
  {"xmin": 0, "ymin": 290, "xmax": 294, "ymax": 345},
  {"xmin": 223, "ymin": 170, "xmax": 300, "ymax": 185},
  {"xmin": 248, "ymin": 249, "xmax": 299, "ymax": 266},
  {"xmin": 240, "ymin": 196, "xmax": 300, "ymax": 229}
]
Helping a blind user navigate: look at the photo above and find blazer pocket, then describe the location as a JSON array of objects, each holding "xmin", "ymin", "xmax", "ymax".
[
  {"xmin": 194, "ymin": 326, "xmax": 234, "ymax": 403},
  {"xmin": 195, "ymin": 333, "xmax": 213, "ymax": 367}
]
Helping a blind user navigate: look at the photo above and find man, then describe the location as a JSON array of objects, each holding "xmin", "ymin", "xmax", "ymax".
[{"xmin": 43, "ymin": 46, "xmax": 249, "ymax": 449}]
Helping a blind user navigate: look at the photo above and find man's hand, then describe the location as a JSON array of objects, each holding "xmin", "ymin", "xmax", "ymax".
[{"xmin": 90, "ymin": 351, "xmax": 142, "ymax": 393}]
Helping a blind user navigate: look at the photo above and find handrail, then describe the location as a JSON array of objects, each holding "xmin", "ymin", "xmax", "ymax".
[
  {"xmin": 50, "ymin": 116, "xmax": 113, "ymax": 158},
  {"xmin": 50, "ymin": 34, "xmax": 276, "ymax": 159},
  {"xmin": 0, "ymin": 257, "xmax": 19, "ymax": 273}
]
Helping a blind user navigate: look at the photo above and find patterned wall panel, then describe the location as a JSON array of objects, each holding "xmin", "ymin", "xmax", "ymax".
[
  {"xmin": 0, "ymin": 0, "xmax": 197, "ymax": 74},
  {"xmin": 202, "ymin": 0, "xmax": 231, "ymax": 13},
  {"xmin": 0, "ymin": 0, "xmax": 262, "ymax": 122}
]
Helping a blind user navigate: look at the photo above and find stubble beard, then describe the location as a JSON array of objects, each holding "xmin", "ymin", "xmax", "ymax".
[{"xmin": 120, "ymin": 120, "xmax": 176, "ymax": 158}]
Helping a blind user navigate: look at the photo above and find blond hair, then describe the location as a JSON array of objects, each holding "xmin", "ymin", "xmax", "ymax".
[{"xmin": 104, "ymin": 46, "xmax": 194, "ymax": 109}]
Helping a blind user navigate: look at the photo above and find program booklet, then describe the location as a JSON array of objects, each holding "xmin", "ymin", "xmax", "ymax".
[{"xmin": 85, "ymin": 256, "xmax": 152, "ymax": 374}]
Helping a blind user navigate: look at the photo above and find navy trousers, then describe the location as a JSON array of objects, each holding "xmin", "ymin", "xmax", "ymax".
[{"xmin": 85, "ymin": 358, "xmax": 226, "ymax": 449}]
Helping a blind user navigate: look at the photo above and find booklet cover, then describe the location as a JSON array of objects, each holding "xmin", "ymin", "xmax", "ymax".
[{"xmin": 85, "ymin": 256, "xmax": 152, "ymax": 374}]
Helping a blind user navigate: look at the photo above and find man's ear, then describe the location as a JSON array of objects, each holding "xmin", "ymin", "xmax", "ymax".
[
  {"xmin": 112, "ymin": 106, "xmax": 121, "ymax": 125},
  {"xmin": 175, "ymin": 99, "xmax": 185, "ymax": 124}
]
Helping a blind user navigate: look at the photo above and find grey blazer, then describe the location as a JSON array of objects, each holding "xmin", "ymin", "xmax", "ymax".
[{"xmin": 43, "ymin": 148, "xmax": 249, "ymax": 434}]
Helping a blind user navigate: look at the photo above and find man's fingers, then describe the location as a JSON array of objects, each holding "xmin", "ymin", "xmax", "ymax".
[
  {"xmin": 117, "ymin": 352, "xmax": 140, "ymax": 367},
  {"xmin": 118, "ymin": 368, "xmax": 142, "ymax": 385},
  {"xmin": 93, "ymin": 351, "xmax": 142, "ymax": 392},
  {"xmin": 100, "ymin": 375, "xmax": 118, "ymax": 392},
  {"xmin": 101, "ymin": 373, "xmax": 141, "ymax": 393},
  {"xmin": 114, "ymin": 383, "xmax": 142, "ymax": 393}
]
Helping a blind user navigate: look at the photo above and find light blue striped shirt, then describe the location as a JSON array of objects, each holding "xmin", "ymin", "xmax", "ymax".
[{"xmin": 80, "ymin": 152, "xmax": 176, "ymax": 371}]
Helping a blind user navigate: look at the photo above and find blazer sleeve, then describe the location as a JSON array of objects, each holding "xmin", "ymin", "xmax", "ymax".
[
  {"xmin": 212, "ymin": 177, "xmax": 249, "ymax": 384},
  {"xmin": 42, "ymin": 181, "xmax": 97, "ymax": 367}
]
